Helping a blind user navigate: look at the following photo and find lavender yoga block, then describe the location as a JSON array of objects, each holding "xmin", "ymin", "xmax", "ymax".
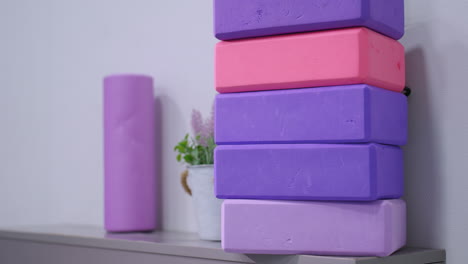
[
  {"xmin": 215, "ymin": 85, "xmax": 407, "ymax": 146},
  {"xmin": 215, "ymin": 143, "xmax": 403, "ymax": 201},
  {"xmin": 104, "ymin": 74, "xmax": 156, "ymax": 232},
  {"xmin": 214, "ymin": 0, "xmax": 404, "ymax": 40},
  {"xmin": 222, "ymin": 199, "xmax": 406, "ymax": 256}
]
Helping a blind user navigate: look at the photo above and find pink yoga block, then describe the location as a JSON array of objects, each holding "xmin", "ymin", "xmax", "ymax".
[
  {"xmin": 222, "ymin": 199, "xmax": 406, "ymax": 257},
  {"xmin": 216, "ymin": 27, "xmax": 405, "ymax": 93}
]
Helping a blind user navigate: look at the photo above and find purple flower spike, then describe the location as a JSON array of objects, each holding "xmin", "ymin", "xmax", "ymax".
[
  {"xmin": 206, "ymin": 103, "xmax": 215, "ymax": 138},
  {"xmin": 191, "ymin": 105, "xmax": 215, "ymax": 146},
  {"xmin": 191, "ymin": 109, "xmax": 207, "ymax": 146}
]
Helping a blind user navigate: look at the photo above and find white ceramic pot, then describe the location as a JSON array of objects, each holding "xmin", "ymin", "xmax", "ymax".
[{"xmin": 186, "ymin": 165, "xmax": 223, "ymax": 241}]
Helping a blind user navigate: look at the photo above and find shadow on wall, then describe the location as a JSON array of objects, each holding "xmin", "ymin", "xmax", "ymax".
[
  {"xmin": 155, "ymin": 92, "xmax": 198, "ymax": 232},
  {"xmin": 154, "ymin": 96, "xmax": 163, "ymax": 230},
  {"xmin": 404, "ymin": 36, "xmax": 446, "ymax": 247}
]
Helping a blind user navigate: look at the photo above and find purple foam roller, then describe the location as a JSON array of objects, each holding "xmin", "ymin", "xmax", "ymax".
[
  {"xmin": 222, "ymin": 199, "xmax": 406, "ymax": 256},
  {"xmin": 215, "ymin": 85, "xmax": 407, "ymax": 146},
  {"xmin": 214, "ymin": 0, "xmax": 404, "ymax": 40},
  {"xmin": 104, "ymin": 74, "xmax": 156, "ymax": 232},
  {"xmin": 215, "ymin": 143, "xmax": 403, "ymax": 201}
]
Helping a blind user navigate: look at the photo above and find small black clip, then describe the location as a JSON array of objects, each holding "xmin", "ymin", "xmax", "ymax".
[{"xmin": 403, "ymin": 86, "xmax": 411, "ymax": 97}]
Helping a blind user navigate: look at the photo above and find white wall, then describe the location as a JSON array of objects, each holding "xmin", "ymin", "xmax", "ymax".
[
  {"xmin": 402, "ymin": 1, "xmax": 468, "ymax": 263},
  {"xmin": 0, "ymin": 0, "xmax": 216, "ymax": 232},
  {"xmin": 0, "ymin": 0, "xmax": 467, "ymax": 263}
]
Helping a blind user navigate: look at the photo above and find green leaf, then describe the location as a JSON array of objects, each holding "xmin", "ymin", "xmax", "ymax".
[
  {"xmin": 179, "ymin": 139, "xmax": 188, "ymax": 148},
  {"xmin": 184, "ymin": 155, "xmax": 194, "ymax": 164},
  {"xmin": 175, "ymin": 133, "xmax": 216, "ymax": 165}
]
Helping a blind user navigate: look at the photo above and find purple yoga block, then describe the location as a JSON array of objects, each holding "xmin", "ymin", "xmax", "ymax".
[
  {"xmin": 222, "ymin": 199, "xmax": 406, "ymax": 256},
  {"xmin": 104, "ymin": 74, "xmax": 156, "ymax": 232},
  {"xmin": 215, "ymin": 85, "xmax": 407, "ymax": 146},
  {"xmin": 215, "ymin": 143, "xmax": 403, "ymax": 201},
  {"xmin": 214, "ymin": 0, "xmax": 405, "ymax": 40}
]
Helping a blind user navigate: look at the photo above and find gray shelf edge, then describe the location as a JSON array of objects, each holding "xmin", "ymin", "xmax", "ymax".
[
  {"xmin": 0, "ymin": 225, "xmax": 446, "ymax": 264},
  {"xmin": 0, "ymin": 229, "xmax": 254, "ymax": 263}
]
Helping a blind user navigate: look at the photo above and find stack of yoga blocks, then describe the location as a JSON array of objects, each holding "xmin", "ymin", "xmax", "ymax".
[{"xmin": 213, "ymin": 0, "xmax": 407, "ymax": 257}]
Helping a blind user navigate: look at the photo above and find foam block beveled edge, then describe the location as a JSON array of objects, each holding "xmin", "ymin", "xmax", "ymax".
[
  {"xmin": 215, "ymin": 27, "xmax": 405, "ymax": 93},
  {"xmin": 222, "ymin": 199, "xmax": 406, "ymax": 257},
  {"xmin": 214, "ymin": 0, "xmax": 405, "ymax": 40},
  {"xmin": 215, "ymin": 84, "xmax": 408, "ymax": 146},
  {"xmin": 215, "ymin": 143, "xmax": 403, "ymax": 201}
]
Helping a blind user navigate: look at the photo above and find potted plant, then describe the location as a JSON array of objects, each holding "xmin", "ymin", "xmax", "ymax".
[{"xmin": 174, "ymin": 108, "xmax": 222, "ymax": 241}]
